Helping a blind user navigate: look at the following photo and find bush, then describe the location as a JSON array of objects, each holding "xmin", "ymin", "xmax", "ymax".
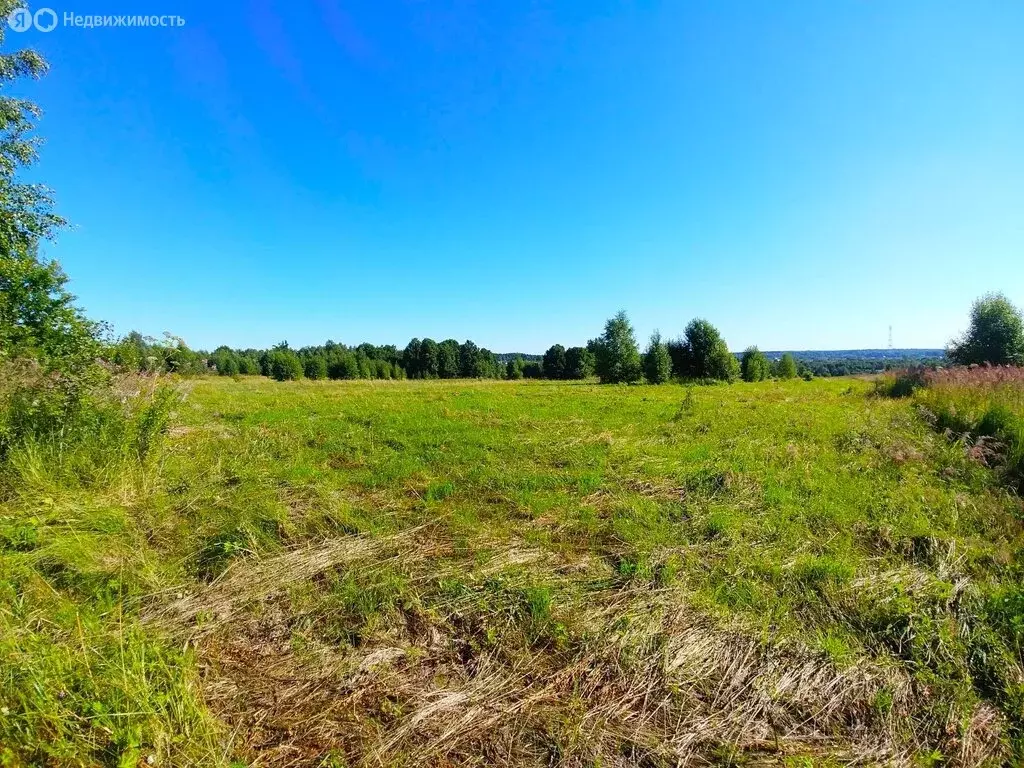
[
  {"xmin": 643, "ymin": 332, "xmax": 672, "ymax": 384},
  {"xmin": 543, "ymin": 344, "xmax": 567, "ymax": 380},
  {"xmin": 507, "ymin": 356, "xmax": 525, "ymax": 380},
  {"xmin": 875, "ymin": 367, "xmax": 929, "ymax": 398},
  {"xmin": 775, "ymin": 352, "xmax": 798, "ymax": 380},
  {"xmin": 673, "ymin": 319, "xmax": 737, "ymax": 382},
  {"xmin": 269, "ymin": 350, "xmax": 303, "ymax": 381},
  {"xmin": 304, "ymin": 355, "xmax": 327, "ymax": 380},
  {"xmin": 564, "ymin": 346, "xmax": 594, "ymax": 379},
  {"xmin": 741, "ymin": 346, "xmax": 770, "ymax": 382},
  {"xmin": 239, "ymin": 355, "xmax": 260, "ymax": 375},
  {"xmin": 0, "ymin": 362, "xmax": 177, "ymax": 480},
  {"xmin": 327, "ymin": 352, "xmax": 359, "ymax": 380}
]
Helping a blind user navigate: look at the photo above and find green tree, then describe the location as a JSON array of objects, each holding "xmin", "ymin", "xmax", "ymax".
[
  {"xmin": 418, "ymin": 338, "xmax": 439, "ymax": 378},
  {"xmin": 948, "ymin": 293, "xmax": 1024, "ymax": 366},
  {"xmin": 740, "ymin": 346, "xmax": 770, "ymax": 382},
  {"xmin": 238, "ymin": 355, "xmax": 260, "ymax": 375},
  {"xmin": 458, "ymin": 340, "xmax": 480, "ymax": 377},
  {"xmin": 304, "ymin": 355, "xmax": 327, "ymax": 380},
  {"xmin": 402, "ymin": 338, "xmax": 422, "ymax": 378},
  {"xmin": 678, "ymin": 319, "xmax": 736, "ymax": 381},
  {"xmin": 593, "ymin": 311, "xmax": 642, "ymax": 384},
  {"xmin": 438, "ymin": 339, "xmax": 460, "ymax": 378},
  {"xmin": 543, "ymin": 344, "xmax": 567, "ymax": 380},
  {"xmin": 109, "ymin": 331, "xmax": 149, "ymax": 371},
  {"xmin": 357, "ymin": 354, "xmax": 373, "ymax": 379},
  {"xmin": 328, "ymin": 352, "xmax": 359, "ymax": 380},
  {"xmin": 0, "ymin": 251, "xmax": 99, "ymax": 368},
  {"xmin": 775, "ymin": 352, "xmax": 798, "ymax": 379},
  {"xmin": 643, "ymin": 331, "xmax": 672, "ymax": 384},
  {"xmin": 0, "ymin": 21, "xmax": 96, "ymax": 370},
  {"xmin": 477, "ymin": 347, "xmax": 500, "ymax": 379},
  {"xmin": 506, "ymin": 356, "xmax": 524, "ymax": 380},
  {"xmin": 209, "ymin": 345, "xmax": 237, "ymax": 376},
  {"xmin": 153, "ymin": 333, "xmax": 205, "ymax": 376},
  {"xmin": 269, "ymin": 349, "xmax": 303, "ymax": 381},
  {"xmin": 564, "ymin": 346, "xmax": 595, "ymax": 379},
  {"xmin": 218, "ymin": 354, "xmax": 240, "ymax": 377}
]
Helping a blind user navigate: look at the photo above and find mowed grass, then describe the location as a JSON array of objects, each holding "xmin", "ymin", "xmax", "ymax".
[{"xmin": 3, "ymin": 376, "xmax": 1024, "ymax": 766}]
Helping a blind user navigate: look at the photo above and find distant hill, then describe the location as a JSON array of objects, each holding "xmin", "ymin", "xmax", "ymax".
[
  {"xmin": 499, "ymin": 349, "xmax": 945, "ymax": 362},
  {"xmin": 761, "ymin": 349, "xmax": 946, "ymax": 377},
  {"xmin": 496, "ymin": 348, "xmax": 947, "ymax": 378},
  {"xmin": 760, "ymin": 348, "xmax": 945, "ymax": 361}
]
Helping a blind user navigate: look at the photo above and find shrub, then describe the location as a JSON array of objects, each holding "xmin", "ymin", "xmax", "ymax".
[
  {"xmin": 209, "ymin": 346, "xmax": 239, "ymax": 376},
  {"xmin": 673, "ymin": 319, "xmax": 737, "ymax": 382},
  {"xmin": 0, "ymin": 362, "xmax": 177, "ymax": 480},
  {"xmin": 643, "ymin": 332, "xmax": 672, "ymax": 384},
  {"xmin": 304, "ymin": 355, "xmax": 327, "ymax": 380},
  {"xmin": 775, "ymin": 352, "xmax": 798, "ymax": 380},
  {"xmin": 238, "ymin": 355, "xmax": 261, "ymax": 375},
  {"xmin": 875, "ymin": 367, "xmax": 929, "ymax": 398},
  {"xmin": 269, "ymin": 350, "xmax": 303, "ymax": 381},
  {"xmin": 506, "ymin": 356, "xmax": 524, "ymax": 380},
  {"xmin": 741, "ymin": 346, "xmax": 770, "ymax": 382},
  {"xmin": 543, "ymin": 344, "xmax": 567, "ymax": 380},
  {"xmin": 523, "ymin": 361, "xmax": 543, "ymax": 379},
  {"xmin": 328, "ymin": 352, "xmax": 359, "ymax": 380},
  {"xmin": 564, "ymin": 346, "xmax": 595, "ymax": 379}
]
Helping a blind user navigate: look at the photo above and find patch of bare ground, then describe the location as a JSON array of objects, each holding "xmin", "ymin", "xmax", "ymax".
[{"xmin": 145, "ymin": 533, "xmax": 1008, "ymax": 767}]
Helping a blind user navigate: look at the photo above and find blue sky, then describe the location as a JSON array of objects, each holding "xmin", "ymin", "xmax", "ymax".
[{"xmin": 14, "ymin": 0, "xmax": 1024, "ymax": 352}]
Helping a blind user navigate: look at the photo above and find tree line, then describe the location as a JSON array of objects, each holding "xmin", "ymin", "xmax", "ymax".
[
  {"xmin": 98, "ymin": 295, "xmax": 1024, "ymax": 384},
  {"xmin": 566, "ymin": 311, "xmax": 804, "ymax": 384},
  {"xmin": 101, "ymin": 312, "xmax": 809, "ymax": 384}
]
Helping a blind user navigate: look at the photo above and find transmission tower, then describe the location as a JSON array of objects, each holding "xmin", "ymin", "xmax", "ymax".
[{"xmin": 888, "ymin": 325, "xmax": 893, "ymax": 350}]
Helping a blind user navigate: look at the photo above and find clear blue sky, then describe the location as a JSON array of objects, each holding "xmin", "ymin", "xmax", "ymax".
[{"xmin": 17, "ymin": 0, "xmax": 1024, "ymax": 352}]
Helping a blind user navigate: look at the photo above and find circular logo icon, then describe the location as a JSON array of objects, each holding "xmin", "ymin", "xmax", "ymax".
[
  {"xmin": 33, "ymin": 7, "xmax": 57, "ymax": 32},
  {"xmin": 6, "ymin": 6, "xmax": 32, "ymax": 31}
]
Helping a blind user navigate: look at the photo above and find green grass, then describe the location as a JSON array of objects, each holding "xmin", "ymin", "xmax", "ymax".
[{"xmin": 3, "ymin": 376, "xmax": 1023, "ymax": 765}]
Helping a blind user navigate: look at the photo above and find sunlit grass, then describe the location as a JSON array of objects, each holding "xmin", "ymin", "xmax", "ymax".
[{"xmin": 3, "ymin": 375, "xmax": 1023, "ymax": 765}]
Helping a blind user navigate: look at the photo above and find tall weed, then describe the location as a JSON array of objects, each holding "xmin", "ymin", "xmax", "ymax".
[{"xmin": 881, "ymin": 364, "xmax": 1024, "ymax": 487}]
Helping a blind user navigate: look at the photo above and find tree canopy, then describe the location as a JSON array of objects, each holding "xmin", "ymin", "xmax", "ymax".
[
  {"xmin": 543, "ymin": 344, "xmax": 567, "ymax": 380},
  {"xmin": 0, "ymin": 17, "xmax": 95, "ymax": 371},
  {"xmin": 741, "ymin": 346, "xmax": 770, "ymax": 382},
  {"xmin": 948, "ymin": 293, "xmax": 1024, "ymax": 366},
  {"xmin": 593, "ymin": 311, "xmax": 642, "ymax": 384},
  {"xmin": 643, "ymin": 331, "xmax": 672, "ymax": 384},
  {"xmin": 564, "ymin": 346, "xmax": 595, "ymax": 380},
  {"xmin": 670, "ymin": 319, "xmax": 738, "ymax": 382},
  {"xmin": 775, "ymin": 352, "xmax": 798, "ymax": 379}
]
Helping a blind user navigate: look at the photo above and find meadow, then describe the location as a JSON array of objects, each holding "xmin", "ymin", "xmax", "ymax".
[{"xmin": 3, "ymin": 375, "xmax": 1024, "ymax": 767}]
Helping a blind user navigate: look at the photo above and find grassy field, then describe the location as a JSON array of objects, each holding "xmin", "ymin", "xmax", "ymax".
[{"xmin": 3, "ymin": 376, "xmax": 1024, "ymax": 766}]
